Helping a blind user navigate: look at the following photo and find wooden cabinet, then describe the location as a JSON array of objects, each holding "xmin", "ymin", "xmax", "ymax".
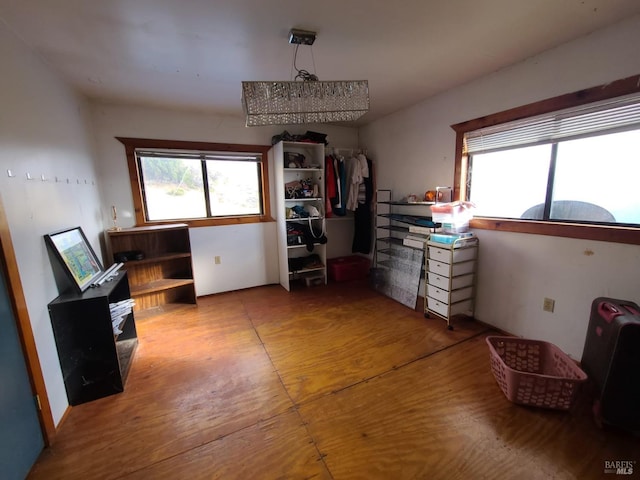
[
  {"xmin": 424, "ymin": 235, "xmax": 478, "ymax": 329},
  {"xmin": 271, "ymin": 141, "xmax": 327, "ymax": 291},
  {"xmin": 48, "ymin": 271, "xmax": 137, "ymax": 405},
  {"xmin": 105, "ymin": 224, "xmax": 196, "ymax": 318}
]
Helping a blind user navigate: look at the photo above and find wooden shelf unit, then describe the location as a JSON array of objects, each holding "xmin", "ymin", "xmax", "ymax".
[
  {"xmin": 130, "ymin": 278, "xmax": 195, "ymax": 296},
  {"xmin": 106, "ymin": 224, "xmax": 196, "ymax": 317}
]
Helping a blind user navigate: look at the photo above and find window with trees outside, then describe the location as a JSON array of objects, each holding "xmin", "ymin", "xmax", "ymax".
[
  {"xmin": 451, "ymin": 74, "xmax": 640, "ymax": 245},
  {"xmin": 117, "ymin": 138, "xmax": 272, "ymax": 227}
]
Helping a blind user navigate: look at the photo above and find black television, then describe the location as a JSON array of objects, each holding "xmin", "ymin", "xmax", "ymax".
[{"xmin": 44, "ymin": 226, "xmax": 104, "ymax": 293}]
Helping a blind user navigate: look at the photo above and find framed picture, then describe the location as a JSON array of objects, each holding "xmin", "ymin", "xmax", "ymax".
[{"xmin": 44, "ymin": 226, "xmax": 104, "ymax": 293}]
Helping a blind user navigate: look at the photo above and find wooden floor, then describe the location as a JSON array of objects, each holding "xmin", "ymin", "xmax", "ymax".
[{"xmin": 29, "ymin": 280, "xmax": 638, "ymax": 479}]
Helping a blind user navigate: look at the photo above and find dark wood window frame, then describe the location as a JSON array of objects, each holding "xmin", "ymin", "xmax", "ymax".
[
  {"xmin": 117, "ymin": 137, "xmax": 274, "ymax": 228},
  {"xmin": 451, "ymin": 73, "xmax": 640, "ymax": 245}
]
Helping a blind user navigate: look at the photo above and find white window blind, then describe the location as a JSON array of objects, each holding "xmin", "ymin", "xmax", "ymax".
[
  {"xmin": 136, "ymin": 149, "xmax": 261, "ymax": 161},
  {"xmin": 464, "ymin": 92, "xmax": 640, "ymax": 155}
]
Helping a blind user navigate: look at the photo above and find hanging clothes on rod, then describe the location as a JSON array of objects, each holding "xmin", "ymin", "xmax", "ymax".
[
  {"xmin": 324, "ymin": 148, "xmax": 373, "ymax": 252},
  {"xmin": 346, "ymin": 152, "xmax": 369, "ymax": 211},
  {"xmin": 351, "ymin": 151, "xmax": 374, "ymax": 254},
  {"xmin": 325, "ymin": 151, "xmax": 348, "ymax": 217},
  {"xmin": 325, "ymin": 153, "xmax": 337, "ymax": 218}
]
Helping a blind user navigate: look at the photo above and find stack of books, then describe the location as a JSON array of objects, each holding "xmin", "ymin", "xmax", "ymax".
[{"xmin": 109, "ymin": 298, "xmax": 135, "ymax": 335}]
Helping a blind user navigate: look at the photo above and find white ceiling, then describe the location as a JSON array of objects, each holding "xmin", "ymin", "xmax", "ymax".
[{"xmin": 2, "ymin": 0, "xmax": 640, "ymax": 126}]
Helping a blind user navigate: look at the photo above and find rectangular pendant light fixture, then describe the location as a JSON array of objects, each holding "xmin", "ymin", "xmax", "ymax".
[{"xmin": 241, "ymin": 29, "xmax": 370, "ymax": 126}]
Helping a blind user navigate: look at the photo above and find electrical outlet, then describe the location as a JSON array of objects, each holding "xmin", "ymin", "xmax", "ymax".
[
  {"xmin": 214, "ymin": 256, "xmax": 221, "ymax": 265},
  {"xmin": 543, "ymin": 297, "xmax": 555, "ymax": 312}
]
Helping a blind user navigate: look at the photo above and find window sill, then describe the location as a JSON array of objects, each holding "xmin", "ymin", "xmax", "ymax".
[
  {"xmin": 138, "ymin": 215, "xmax": 275, "ymax": 229},
  {"xmin": 470, "ymin": 217, "xmax": 640, "ymax": 245}
]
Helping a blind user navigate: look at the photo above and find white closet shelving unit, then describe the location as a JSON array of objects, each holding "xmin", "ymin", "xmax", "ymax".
[{"xmin": 271, "ymin": 141, "xmax": 327, "ymax": 291}]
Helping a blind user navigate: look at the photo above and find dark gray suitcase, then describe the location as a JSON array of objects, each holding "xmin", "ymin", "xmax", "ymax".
[{"xmin": 581, "ymin": 297, "xmax": 640, "ymax": 433}]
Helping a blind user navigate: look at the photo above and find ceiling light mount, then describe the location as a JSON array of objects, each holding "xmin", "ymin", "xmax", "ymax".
[{"xmin": 288, "ymin": 29, "xmax": 316, "ymax": 45}]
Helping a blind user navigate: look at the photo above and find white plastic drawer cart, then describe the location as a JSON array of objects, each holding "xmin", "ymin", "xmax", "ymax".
[{"xmin": 424, "ymin": 234, "xmax": 478, "ymax": 329}]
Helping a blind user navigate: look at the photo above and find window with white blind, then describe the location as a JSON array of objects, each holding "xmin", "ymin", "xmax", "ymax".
[
  {"xmin": 451, "ymin": 75, "xmax": 640, "ymax": 244},
  {"xmin": 465, "ymin": 93, "xmax": 640, "ymax": 225},
  {"xmin": 117, "ymin": 138, "xmax": 272, "ymax": 227}
]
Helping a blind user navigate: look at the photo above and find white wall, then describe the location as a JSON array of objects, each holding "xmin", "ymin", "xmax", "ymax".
[
  {"xmin": 89, "ymin": 103, "xmax": 359, "ymax": 295},
  {"xmin": 0, "ymin": 23, "xmax": 105, "ymax": 424},
  {"xmin": 360, "ymin": 15, "xmax": 640, "ymax": 359}
]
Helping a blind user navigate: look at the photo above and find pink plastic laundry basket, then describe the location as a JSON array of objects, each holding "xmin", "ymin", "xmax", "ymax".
[{"xmin": 486, "ymin": 336, "xmax": 588, "ymax": 410}]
